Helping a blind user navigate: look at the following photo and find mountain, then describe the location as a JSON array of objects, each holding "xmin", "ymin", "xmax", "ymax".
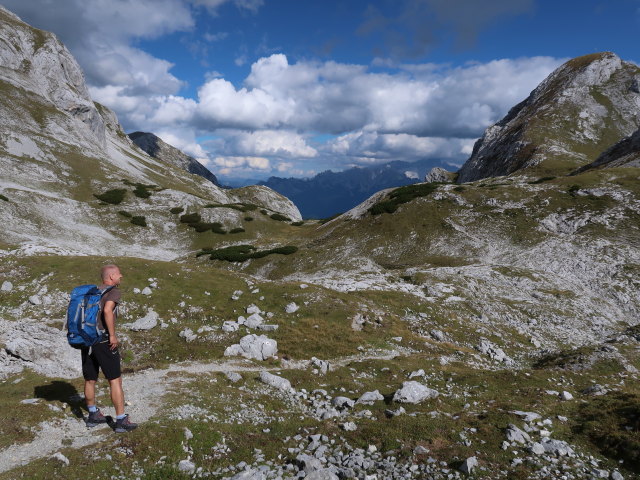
[
  {"xmin": 0, "ymin": 6, "xmax": 300, "ymax": 258},
  {"xmin": 457, "ymin": 52, "xmax": 640, "ymax": 182},
  {"xmin": 259, "ymin": 159, "xmax": 455, "ymax": 218},
  {"xmin": 128, "ymin": 131, "xmax": 221, "ymax": 187}
]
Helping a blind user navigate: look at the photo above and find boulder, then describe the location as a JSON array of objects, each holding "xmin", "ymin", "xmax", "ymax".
[
  {"xmin": 1, "ymin": 281, "xmax": 13, "ymax": 292},
  {"xmin": 178, "ymin": 460, "xmax": 196, "ymax": 473},
  {"xmin": 222, "ymin": 321, "xmax": 239, "ymax": 332},
  {"xmin": 50, "ymin": 452, "xmax": 69, "ymax": 466},
  {"xmin": 459, "ymin": 456, "xmax": 478, "ymax": 474},
  {"xmin": 393, "ymin": 381, "xmax": 439, "ymax": 403},
  {"xmin": 305, "ymin": 469, "xmax": 339, "ymax": 480},
  {"xmin": 141, "ymin": 287, "xmax": 152, "ymax": 295},
  {"xmin": 179, "ymin": 328, "xmax": 197, "ymax": 342},
  {"xmin": 224, "ymin": 334, "xmax": 277, "ymax": 361},
  {"xmin": 285, "ymin": 302, "xmax": 299, "ymax": 313},
  {"xmin": 246, "ymin": 304, "xmax": 261, "ymax": 314},
  {"xmin": 225, "ymin": 371, "xmax": 242, "ymax": 383},
  {"xmin": 122, "ymin": 309, "xmax": 158, "ymax": 331},
  {"xmin": 331, "ymin": 396, "xmax": 354, "ymax": 409},
  {"xmin": 505, "ymin": 424, "xmax": 531, "ymax": 444},
  {"xmin": 244, "ymin": 313, "xmax": 264, "ymax": 329},
  {"xmin": 229, "ymin": 470, "xmax": 266, "ymax": 480},
  {"xmin": 425, "ymin": 167, "xmax": 452, "ymax": 183},
  {"xmin": 356, "ymin": 390, "xmax": 384, "ymax": 405},
  {"xmin": 259, "ymin": 371, "xmax": 291, "ymax": 391}
]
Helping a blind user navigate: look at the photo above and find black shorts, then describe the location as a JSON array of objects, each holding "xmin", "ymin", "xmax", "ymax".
[{"xmin": 81, "ymin": 337, "xmax": 122, "ymax": 381}]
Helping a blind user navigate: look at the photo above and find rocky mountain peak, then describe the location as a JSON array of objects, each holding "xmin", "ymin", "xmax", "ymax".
[
  {"xmin": 0, "ymin": 6, "xmax": 106, "ymax": 147},
  {"xmin": 457, "ymin": 52, "xmax": 640, "ymax": 183},
  {"xmin": 129, "ymin": 131, "xmax": 220, "ymax": 186}
]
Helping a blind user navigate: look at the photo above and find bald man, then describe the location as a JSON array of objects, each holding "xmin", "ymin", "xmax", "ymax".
[{"xmin": 83, "ymin": 264, "xmax": 137, "ymax": 433}]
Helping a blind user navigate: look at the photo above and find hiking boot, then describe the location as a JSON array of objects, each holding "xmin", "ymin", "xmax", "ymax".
[
  {"xmin": 114, "ymin": 414, "xmax": 138, "ymax": 433},
  {"xmin": 86, "ymin": 408, "xmax": 107, "ymax": 427}
]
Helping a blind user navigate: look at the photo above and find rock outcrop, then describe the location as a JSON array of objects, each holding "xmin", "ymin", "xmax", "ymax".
[
  {"xmin": 575, "ymin": 126, "xmax": 640, "ymax": 172},
  {"xmin": 457, "ymin": 52, "xmax": 640, "ymax": 182},
  {"xmin": 129, "ymin": 131, "xmax": 220, "ymax": 186}
]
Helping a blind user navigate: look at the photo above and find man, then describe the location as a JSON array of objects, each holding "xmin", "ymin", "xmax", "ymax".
[{"xmin": 83, "ymin": 264, "xmax": 137, "ymax": 433}]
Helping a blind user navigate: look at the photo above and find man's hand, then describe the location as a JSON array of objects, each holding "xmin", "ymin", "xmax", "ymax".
[{"xmin": 109, "ymin": 334, "xmax": 119, "ymax": 350}]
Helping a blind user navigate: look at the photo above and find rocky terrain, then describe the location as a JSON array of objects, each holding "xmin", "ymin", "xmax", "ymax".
[{"xmin": 0, "ymin": 6, "xmax": 639, "ymax": 480}]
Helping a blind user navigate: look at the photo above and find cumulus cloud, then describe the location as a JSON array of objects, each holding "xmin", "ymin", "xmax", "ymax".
[{"xmin": 216, "ymin": 130, "xmax": 318, "ymax": 158}]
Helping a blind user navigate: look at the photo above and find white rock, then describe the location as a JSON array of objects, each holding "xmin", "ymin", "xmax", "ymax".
[
  {"xmin": 122, "ymin": 309, "xmax": 159, "ymax": 331},
  {"xmin": 222, "ymin": 321, "xmax": 239, "ymax": 332},
  {"xmin": 332, "ymin": 396, "xmax": 355, "ymax": 409},
  {"xmin": 285, "ymin": 302, "xmax": 299, "ymax": 313},
  {"xmin": 259, "ymin": 371, "xmax": 291, "ymax": 391},
  {"xmin": 225, "ymin": 371, "xmax": 242, "ymax": 383},
  {"xmin": 300, "ymin": 284, "xmax": 308, "ymax": 289},
  {"xmin": 393, "ymin": 381, "xmax": 439, "ymax": 403},
  {"xmin": 341, "ymin": 422, "xmax": 357, "ymax": 431},
  {"xmin": 229, "ymin": 470, "xmax": 267, "ymax": 480},
  {"xmin": 1, "ymin": 281, "xmax": 13, "ymax": 292},
  {"xmin": 459, "ymin": 456, "xmax": 478, "ymax": 474},
  {"xmin": 244, "ymin": 313, "xmax": 264, "ymax": 328},
  {"xmin": 28, "ymin": 295, "xmax": 42, "ymax": 305},
  {"xmin": 133, "ymin": 288, "xmax": 140, "ymax": 294},
  {"xmin": 425, "ymin": 167, "xmax": 452, "ymax": 183},
  {"xmin": 559, "ymin": 391, "xmax": 574, "ymax": 401},
  {"xmin": 505, "ymin": 424, "xmax": 531, "ymax": 444},
  {"xmin": 178, "ymin": 459, "xmax": 195, "ymax": 473},
  {"xmin": 356, "ymin": 390, "xmax": 384, "ymax": 405},
  {"xmin": 408, "ymin": 369, "xmax": 425, "ymax": 379},
  {"xmin": 179, "ymin": 328, "xmax": 197, "ymax": 342},
  {"xmin": 246, "ymin": 304, "xmax": 261, "ymax": 314},
  {"xmin": 141, "ymin": 287, "xmax": 152, "ymax": 295},
  {"xmin": 184, "ymin": 427, "xmax": 193, "ymax": 440},
  {"xmin": 530, "ymin": 442, "xmax": 545, "ymax": 455},
  {"xmin": 611, "ymin": 471, "xmax": 624, "ymax": 480},
  {"xmin": 256, "ymin": 324, "xmax": 278, "ymax": 331},
  {"xmin": 224, "ymin": 334, "xmax": 277, "ymax": 361},
  {"xmin": 51, "ymin": 452, "xmax": 69, "ymax": 466}
]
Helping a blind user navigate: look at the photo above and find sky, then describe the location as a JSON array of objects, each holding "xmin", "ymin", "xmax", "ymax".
[{"xmin": 2, "ymin": 0, "xmax": 639, "ymax": 184}]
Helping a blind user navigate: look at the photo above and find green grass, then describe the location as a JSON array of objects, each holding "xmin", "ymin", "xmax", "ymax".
[
  {"xmin": 204, "ymin": 203, "xmax": 257, "ymax": 212},
  {"xmin": 369, "ymin": 183, "xmax": 438, "ymax": 215},
  {"xmin": 93, "ymin": 188, "xmax": 127, "ymax": 205}
]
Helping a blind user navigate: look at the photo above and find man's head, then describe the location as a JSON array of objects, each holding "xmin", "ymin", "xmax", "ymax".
[{"xmin": 101, "ymin": 264, "xmax": 122, "ymax": 286}]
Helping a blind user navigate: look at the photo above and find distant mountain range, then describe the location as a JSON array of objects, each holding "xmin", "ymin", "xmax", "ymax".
[{"xmin": 259, "ymin": 159, "xmax": 456, "ymax": 219}]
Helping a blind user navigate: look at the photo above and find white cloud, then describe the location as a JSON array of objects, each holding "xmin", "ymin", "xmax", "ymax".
[
  {"xmin": 214, "ymin": 156, "xmax": 271, "ymax": 169},
  {"xmin": 218, "ymin": 130, "xmax": 317, "ymax": 158}
]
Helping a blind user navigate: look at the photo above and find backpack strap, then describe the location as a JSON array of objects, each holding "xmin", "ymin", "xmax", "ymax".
[{"xmin": 97, "ymin": 285, "xmax": 117, "ymax": 335}]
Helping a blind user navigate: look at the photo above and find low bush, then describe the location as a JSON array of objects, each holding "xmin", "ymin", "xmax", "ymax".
[
  {"xmin": 291, "ymin": 221, "xmax": 304, "ymax": 226},
  {"xmin": 122, "ymin": 180, "xmax": 160, "ymax": 199},
  {"xmin": 260, "ymin": 209, "xmax": 268, "ymax": 215},
  {"xmin": 197, "ymin": 244, "xmax": 298, "ymax": 262},
  {"xmin": 368, "ymin": 183, "xmax": 438, "ymax": 215},
  {"xmin": 179, "ymin": 213, "xmax": 201, "ymax": 224},
  {"xmin": 244, "ymin": 216, "xmax": 254, "ymax": 221},
  {"xmin": 211, "ymin": 223, "xmax": 226, "ymax": 234},
  {"xmin": 229, "ymin": 227, "xmax": 245, "ymax": 234},
  {"xmin": 528, "ymin": 176, "xmax": 556, "ymax": 184},
  {"xmin": 0, "ymin": 194, "xmax": 8, "ymax": 202},
  {"xmin": 118, "ymin": 210, "xmax": 132, "ymax": 218},
  {"xmin": 130, "ymin": 216, "xmax": 147, "ymax": 227},
  {"xmin": 169, "ymin": 207, "xmax": 184, "ymax": 214},
  {"xmin": 270, "ymin": 213, "xmax": 290, "ymax": 222},
  {"xmin": 453, "ymin": 186, "xmax": 465, "ymax": 192},
  {"xmin": 94, "ymin": 188, "xmax": 127, "ymax": 205},
  {"xmin": 568, "ymin": 184, "xmax": 581, "ymax": 195}
]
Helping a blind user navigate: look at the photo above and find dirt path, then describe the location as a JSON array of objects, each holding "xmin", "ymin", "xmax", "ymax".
[{"xmin": 0, "ymin": 350, "xmax": 403, "ymax": 474}]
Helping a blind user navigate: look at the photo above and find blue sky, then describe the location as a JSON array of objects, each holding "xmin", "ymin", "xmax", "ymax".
[{"xmin": 3, "ymin": 0, "xmax": 639, "ymax": 183}]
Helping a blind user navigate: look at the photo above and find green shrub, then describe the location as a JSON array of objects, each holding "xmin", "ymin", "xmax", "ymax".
[
  {"xmin": 0, "ymin": 194, "xmax": 8, "ymax": 202},
  {"xmin": 260, "ymin": 209, "xmax": 268, "ymax": 215},
  {"xmin": 368, "ymin": 183, "xmax": 438, "ymax": 215},
  {"xmin": 244, "ymin": 216, "xmax": 254, "ymax": 221},
  {"xmin": 528, "ymin": 176, "xmax": 556, "ymax": 184},
  {"xmin": 169, "ymin": 207, "xmax": 184, "ymax": 214},
  {"xmin": 211, "ymin": 223, "xmax": 227, "ymax": 234},
  {"xmin": 133, "ymin": 185, "xmax": 152, "ymax": 198},
  {"xmin": 130, "ymin": 216, "xmax": 147, "ymax": 227},
  {"xmin": 180, "ymin": 213, "xmax": 201, "ymax": 224},
  {"xmin": 94, "ymin": 188, "xmax": 127, "ymax": 205},
  {"xmin": 291, "ymin": 221, "xmax": 304, "ymax": 226},
  {"xmin": 270, "ymin": 213, "xmax": 290, "ymax": 222},
  {"xmin": 453, "ymin": 186, "xmax": 465, "ymax": 192},
  {"xmin": 229, "ymin": 227, "xmax": 245, "ymax": 234},
  {"xmin": 568, "ymin": 184, "xmax": 581, "ymax": 195},
  {"xmin": 197, "ymin": 244, "xmax": 298, "ymax": 262},
  {"xmin": 118, "ymin": 210, "xmax": 133, "ymax": 218}
]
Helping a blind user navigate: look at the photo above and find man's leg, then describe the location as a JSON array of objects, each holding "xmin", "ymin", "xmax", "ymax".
[
  {"xmin": 84, "ymin": 379, "xmax": 97, "ymax": 409},
  {"xmin": 108, "ymin": 376, "xmax": 125, "ymax": 417}
]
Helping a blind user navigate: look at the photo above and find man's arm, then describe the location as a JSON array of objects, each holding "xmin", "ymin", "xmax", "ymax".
[{"xmin": 103, "ymin": 300, "xmax": 118, "ymax": 350}]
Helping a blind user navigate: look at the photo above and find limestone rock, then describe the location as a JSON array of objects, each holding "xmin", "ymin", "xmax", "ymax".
[
  {"xmin": 259, "ymin": 371, "xmax": 291, "ymax": 391},
  {"xmin": 505, "ymin": 424, "xmax": 531, "ymax": 444},
  {"xmin": 141, "ymin": 287, "xmax": 152, "ymax": 296},
  {"xmin": 50, "ymin": 452, "xmax": 69, "ymax": 466},
  {"xmin": 459, "ymin": 456, "xmax": 478, "ymax": 474},
  {"xmin": 224, "ymin": 334, "xmax": 277, "ymax": 361},
  {"xmin": 122, "ymin": 309, "xmax": 158, "ymax": 331},
  {"xmin": 393, "ymin": 381, "xmax": 439, "ymax": 403},
  {"xmin": 1, "ymin": 281, "xmax": 13, "ymax": 292},
  {"xmin": 356, "ymin": 390, "xmax": 384, "ymax": 405},
  {"xmin": 178, "ymin": 459, "xmax": 195, "ymax": 473},
  {"xmin": 285, "ymin": 302, "xmax": 299, "ymax": 313},
  {"xmin": 424, "ymin": 167, "xmax": 452, "ymax": 183}
]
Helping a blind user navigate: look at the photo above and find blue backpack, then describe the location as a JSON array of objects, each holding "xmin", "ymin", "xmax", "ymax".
[{"xmin": 66, "ymin": 285, "xmax": 114, "ymax": 349}]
